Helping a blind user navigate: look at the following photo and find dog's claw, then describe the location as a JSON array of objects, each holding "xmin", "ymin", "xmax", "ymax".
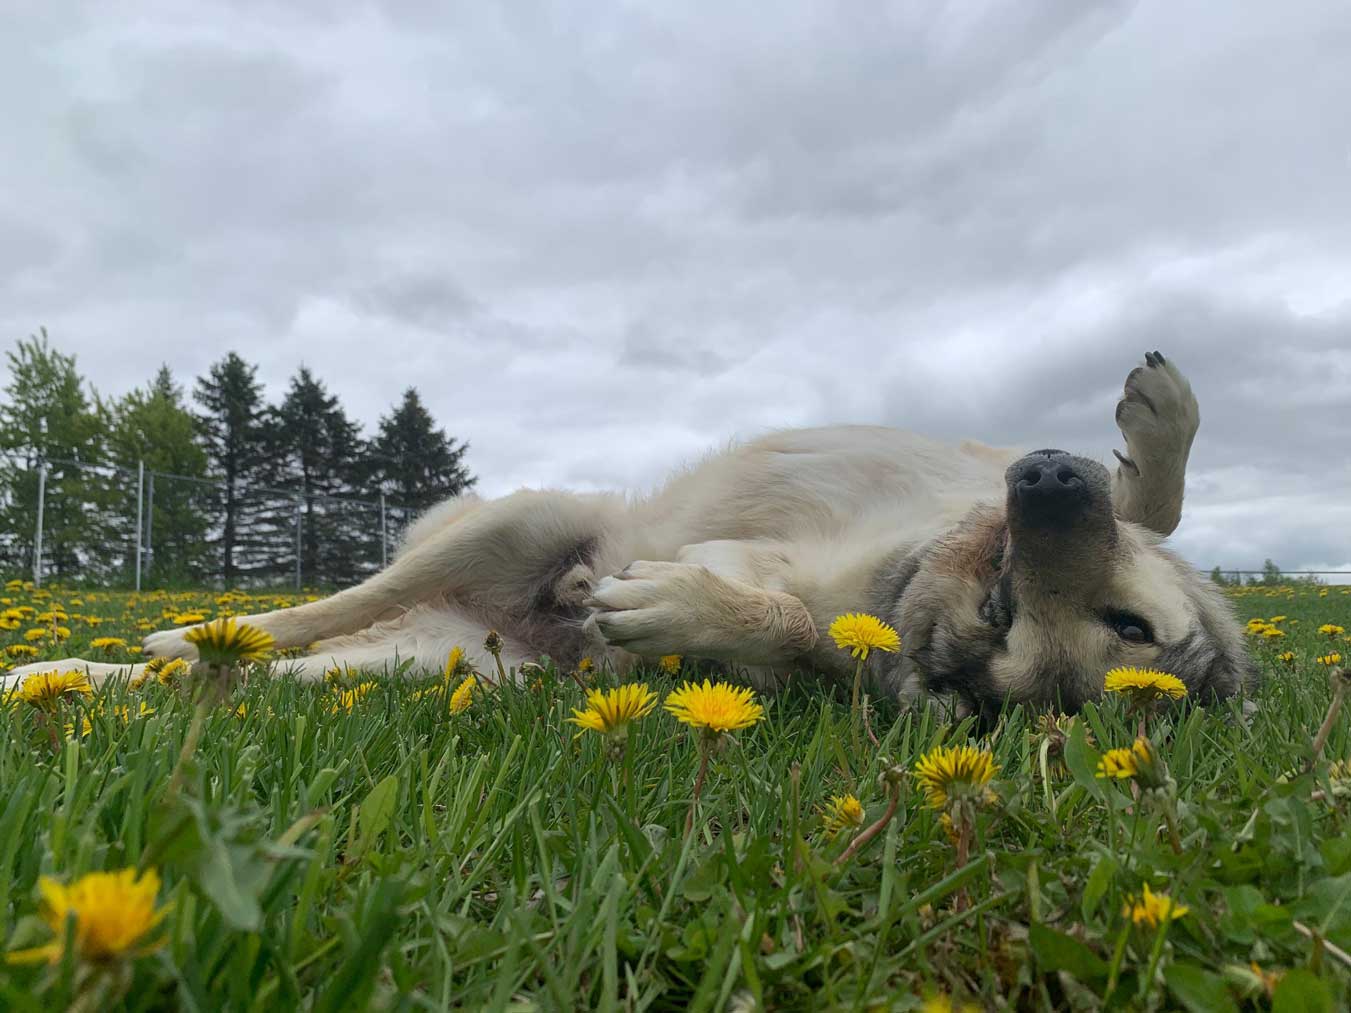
[{"xmin": 1113, "ymin": 449, "xmax": 1140, "ymax": 475}]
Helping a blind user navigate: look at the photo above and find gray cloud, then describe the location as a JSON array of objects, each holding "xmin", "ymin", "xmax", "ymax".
[{"xmin": 1, "ymin": 0, "xmax": 1349, "ymax": 574}]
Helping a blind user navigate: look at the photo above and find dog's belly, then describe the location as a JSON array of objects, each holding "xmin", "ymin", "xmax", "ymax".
[{"xmin": 634, "ymin": 425, "xmax": 1018, "ymax": 552}]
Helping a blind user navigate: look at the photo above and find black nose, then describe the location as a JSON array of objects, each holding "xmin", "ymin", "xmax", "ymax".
[{"xmin": 1014, "ymin": 457, "xmax": 1088, "ymax": 518}]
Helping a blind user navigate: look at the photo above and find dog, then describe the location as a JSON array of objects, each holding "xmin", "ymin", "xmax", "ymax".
[{"xmin": 5, "ymin": 351, "xmax": 1257, "ymax": 719}]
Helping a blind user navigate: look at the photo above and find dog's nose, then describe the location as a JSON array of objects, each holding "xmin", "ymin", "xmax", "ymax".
[{"xmin": 1013, "ymin": 457, "xmax": 1088, "ymax": 517}]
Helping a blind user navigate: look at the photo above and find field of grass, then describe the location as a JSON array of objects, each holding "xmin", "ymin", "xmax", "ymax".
[{"xmin": 1, "ymin": 583, "xmax": 1349, "ymax": 1011}]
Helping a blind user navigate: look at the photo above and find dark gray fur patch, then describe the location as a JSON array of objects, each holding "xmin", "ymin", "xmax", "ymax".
[{"xmin": 867, "ymin": 541, "xmax": 929, "ymax": 623}]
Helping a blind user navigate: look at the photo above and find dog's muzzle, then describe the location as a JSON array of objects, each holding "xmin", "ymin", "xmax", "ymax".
[{"xmin": 1005, "ymin": 450, "xmax": 1111, "ymax": 529}]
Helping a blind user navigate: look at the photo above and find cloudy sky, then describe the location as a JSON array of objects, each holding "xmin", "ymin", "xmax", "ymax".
[{"xmin": 3, "ymin": 1, "xmax": 1349, "ymax": 573}]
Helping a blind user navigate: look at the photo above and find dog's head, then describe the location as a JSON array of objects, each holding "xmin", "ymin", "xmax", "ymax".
[{"xmin": 884, "ymin": 450, "xmax": 1256, "ymax": 722}]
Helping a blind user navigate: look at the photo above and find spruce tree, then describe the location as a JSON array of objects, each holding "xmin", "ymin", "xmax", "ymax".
[
  {"xmin": 194, "ymin": 353, "xmax": 270, "ymax": 584},
  {"xmin": 0, "ymin": 330, "xmax": 107, "ymax": 579},
  {"xmin": 109, "ymin": 366, "xmax": 212, "ymax": 584},
  {"xmin": 267, "ymin": 367, "xmax": 368, "ymax": 585},
  {"xmin": 368, "ymin": 388, "xmax": 475, "ymax": 532}
]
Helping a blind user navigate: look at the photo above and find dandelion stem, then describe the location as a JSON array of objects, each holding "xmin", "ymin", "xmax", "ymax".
[
  {"xmin": 850, "ymin": 658, "xmax": 864, "ymax": 759},
  {"xmin": 685, "ymin": 743, "xmax": 711, "ymax": 837},
  {"xmin": 1310, "ymin": 669, "xmax": 1346, "ymax": 766}
]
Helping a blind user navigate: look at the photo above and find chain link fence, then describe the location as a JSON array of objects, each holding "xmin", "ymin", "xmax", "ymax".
[{"xmin": 0, "ymin": 454, "xmax": 410, "ymax": 590}]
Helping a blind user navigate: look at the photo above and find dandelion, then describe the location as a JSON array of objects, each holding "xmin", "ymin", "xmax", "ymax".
[
  {"xmin": 5, "ymin": 868, "xmax": 169, "ymax": 965},
  {"xmin": 448, "ymin": 675, "xmax": 477, "ymax": 715},
  {"xmin": 184, "ymin": 618, "xmax": 275, "ymax": 667},
  {"xmin": 1318, "ymin": 624, "xmax": 1345, "ymax": 636},
  {"xmin": 443, "ymin": 646, "xmax": 466, "ymax": 680},
  {"xmin": 913, "ymin": 744, "xmax": 999, "ymax": 811},
  {"xmin": 146, "ymin": 656, "xmax": 190, "ymax": 688},
  {"xmin": 829, "ymin": 612, "xmax": 901, "ymax": 757},
  {"xmin": 568, "ymin": 683, "xmax": 657, "ymax": 740},
  {"xmin": 6, "ymin": 644, "xmax": 38, "ymax": 658},
  {"xmin": 665, "ymin": 680, "xmax": 764, "ymax": 834},
  {"xmin": 1104, "ymin": 666, "xmax": 1187, "ymax": 705},
  {"xmin": 171, "ymin": 612, "xmax": 207, "ymax": 624},
  {"xmin": 331, "ymin": 681, "xmax": 379, "ymax": 712},
  {"xmin": 8, "ymin": 670, "xmax": 92, "ymax": 711},
  {"xmin": 89, "ymin": 636, "xmax": 128, "ymax": 655},
  {"xmin": 483, "ymin": 630, "xmax": 508, "ymax": 684},
  {"xmin": 1277, "ymin": 651, "xmax": 1297, "ymax": 665},
  {"xmin": 659, "ymin": 654, "xmax": 683, "ymax": 675},
  {"xmin": 664, "ymin": 680, "xmax": 765, "ymax": 736},
  {"xmin": 1261, "ymin": 627, "xmax": 1286, "ymax": 639},
  {"xmin": 1316, "ymin": 653, "xmax": 1343, "ymax": 666},
  {"xmin": 24, "ymin": 627, "xmax": 49, "ymax": 642},
  {"xmin": 1268, "ymin": 615, "xmax": 1287, "ymax": 624},
  {"xmin": 828, "ymin": 612, "xmax": 901, "ymax": 660},
  {"xmin": 819, "ymin": 794, "xmax": 865, "ymax": 838},
  {"xmin": 1123, "ymin": 883, "xmax": 1188, "ymax": 929}
]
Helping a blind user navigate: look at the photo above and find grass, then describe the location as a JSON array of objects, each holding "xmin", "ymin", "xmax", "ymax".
[{"xmin": 1, "ymin": 584, "xmax": 1349, "ymax": 1011}]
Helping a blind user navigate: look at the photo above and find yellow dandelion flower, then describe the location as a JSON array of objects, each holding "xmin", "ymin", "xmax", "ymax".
[
  {"xmin": 658, "ymin": 654, "xmax": 683, "ymax": 675},
  {"xmin": 1268, "ymin": 615, "xmax": 1287, "ymax": 623},
  {"xmin": 183, "ymin": 618, "xmax": 274, "ymax": 667},
  {"xmin": 1096, "ymin": 745, "xmax": 1140, "ymax": 780},
  {"xmin": 331, "ymin": 681, "xmax": 379, "ymax": 712},
  {"xmin": 89, "ymin": 636, "xmax": 128, "ymax": 654},
  {"xmin": 144, "ymin": 657, "xmax": 190, "ymax": 687},
  {"xmin": 819, "ymin": 794, "xmax": 865, "ymax": 838},
  {"xmin": 1277, "ymin": 651, "xmax": 1296, "ymax": 664},
  {"xmin": 9, "ymin": 670, "xmax": 93, "ymax": 711},
  {"xmin": 1316, "ymin": 653, "xmax": 1343, "ymax": 667},
  {"xmin": 1261, "ymin": 627, "xmax": 1286, "ymax": 639},
  {"xmin": 921, "ymin": 994, "xmax": 981, "ymax": 1013},
  {"xmin": 827, "ymin": 612, "xmax": 901, "ymax": 660},
  {"xmin": 53, "ymin": 626, "xmax": 71, "ymax": 642},
  {"xmin": 448, "ymin": 675, "xmax": 477, "ymax": 715},
  {"xmin": 443, "ymin": 646, "xmax": 466, "ymax": 680},
  {"xmin": 1123, "ymin": 883, "xmax": 1188, "ymax": 928},
  {"xmin": 172, "ymin": 612, "xmax": 207, "ymax": 624},
  {"xmin": 664, "ymin": 680, "xmax": 764, "ymax": 735},
  {"xmin": 577, "ymin": 657, "xmax": 595, "ymax": 675},
  {"xmin": 913, "ymin": 744, "xmax": 1000, "ymax": 811},
  {"xmin": 1103, "ymin": 667, "xmax": 1187, "ymax": 707},
  {"xmin": 568, "ymin": 683, "xmax": 658, "ymax": 738},
  {"xmin": 6, "ymin": 868, "xmax": 169, "ymax": 965},
  {"xmin": 24, "ymin": 628, "xmax": 49, "ymax": 642},
  {"xmin": 6, "ymin": 644, "xmax": 38, "ymax": 658}
]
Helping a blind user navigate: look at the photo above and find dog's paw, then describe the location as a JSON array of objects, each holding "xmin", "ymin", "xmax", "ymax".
[
  {"xmin": 1113, "ymin": 350, "xmax": 1199, "ymax": 474},
  {"xmin": 583, "ymin": 560, "xmax": 713, "ymax": 657},
  {"xmin": 142, "ymin": 626, "xmax": 200, "ymax": 661}
]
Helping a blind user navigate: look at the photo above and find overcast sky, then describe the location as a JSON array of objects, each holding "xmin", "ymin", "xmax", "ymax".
[{"xmin": 3, "ymin": 1, "xmax": 1349, "ymax": 573}]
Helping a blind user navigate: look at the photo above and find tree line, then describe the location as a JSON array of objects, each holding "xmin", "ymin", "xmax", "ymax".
[{"xmin": 0, "ymin": 330, "xmax": 476, "ymax": 587}]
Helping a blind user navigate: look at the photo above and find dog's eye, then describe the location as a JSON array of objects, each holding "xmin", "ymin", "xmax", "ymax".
[{"xmin": 1105, "ymin": 611, "xmax": 1153, "ymax": 644}]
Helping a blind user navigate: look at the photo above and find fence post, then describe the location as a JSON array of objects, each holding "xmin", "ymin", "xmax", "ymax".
[
  {"xmin": 294, "ymin": 497, "xmax": 303, "ymax": 592},
  {"xmin": 134, "ymin": 460, "xmax": 144, "ymax": 591},
  {"xmin": 380, "ymin": 492, "xmax": 388, "ymax": 568},
  {"xmin": 33, "ymin": 462, "xmax": 46, "ymax": 588},
  {"xmin": 145, "ymin": 472, "xmax": 154, "ymax": 583}
]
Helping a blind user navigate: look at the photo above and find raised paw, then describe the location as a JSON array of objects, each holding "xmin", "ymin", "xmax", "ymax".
[{"xmin": 1113, "ymin": 350, "xmax": 1199, "ymax": 474}]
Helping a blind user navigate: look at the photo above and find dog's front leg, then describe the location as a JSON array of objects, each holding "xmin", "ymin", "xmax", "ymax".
[
  {"xmin": 1110, "ymin": 351, "xmax": 1200, "ymax": 537},
  {"xmin": 585, "ymin": 560, "xmax": 818, "ymax": 666}
]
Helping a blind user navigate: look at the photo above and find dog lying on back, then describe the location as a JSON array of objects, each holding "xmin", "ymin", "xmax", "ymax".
[{"xmin": 6, "ymin": 351, "xmax": 1256, "ymax": 720}]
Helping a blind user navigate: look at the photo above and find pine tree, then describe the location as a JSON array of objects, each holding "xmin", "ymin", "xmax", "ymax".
[
  {"xmin": 267, "ymin": 367, "xmax": 369, "ymax": 585},
  {"xmin": 108, "ymin": 366, "xmax": 212, "ymax": 584},
  {"xmin": 0, "ymin": 330, "xmax": 108, "ymax": 579},
  {"xmin": 194, "ymin": 353, "xmax": 271, "ymax": 584},
  {"xmin": 368, "ymin": 388, "xmax": 475, "ymax": 532}
]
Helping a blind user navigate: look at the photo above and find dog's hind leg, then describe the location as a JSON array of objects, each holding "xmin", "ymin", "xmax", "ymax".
[
  {"xmin": 271, "ymin": 605, "xmax": 536, "ymax": 682},
  {"xmin": 145, "ymin": 490, "xmax": 625, "ymax": 661},
  {"xmin": 1, "ymin": 659, "xmax": 145, "ymax": 693},
  {"xmin": 1110, "ymin": 351, "xmax": 1200, "ymax": 537}
]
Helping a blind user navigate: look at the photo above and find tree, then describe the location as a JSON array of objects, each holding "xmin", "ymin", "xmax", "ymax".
[
  {"xmin": 194, "ymin": 353, "xmax": 270, "ymax": 584},
  {"xmin": 1261, "ymin": 559, "xmax": 1282, "ymax": 587},
  {"xmin": 0, "ymin": 330, "xmax": 108, "ymax": 579},
  {"xmin": 266, "ymin": 367, "xmax": 369, "ymax": 585},
  {"xmin": 108, "ymin": 366, "xmax": 212, "ymax": 584},
  {"xmin": 367, "ymin": 388, "xmax": 475, "ymax": 530}
]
